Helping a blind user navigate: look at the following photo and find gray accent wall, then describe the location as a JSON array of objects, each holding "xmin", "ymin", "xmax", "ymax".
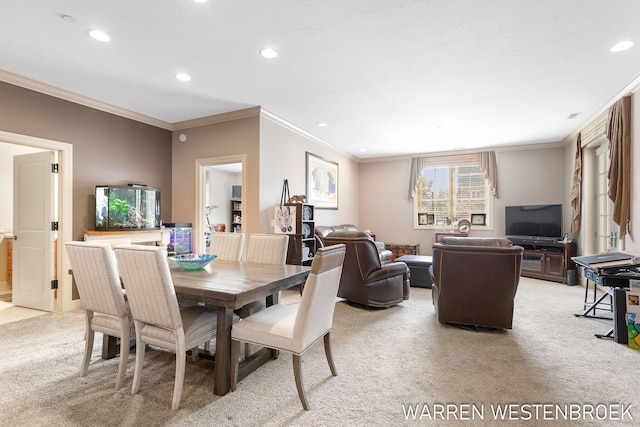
[{"xmin": 0, "ymin": 82, "xmax": 172, "ymax": 240}]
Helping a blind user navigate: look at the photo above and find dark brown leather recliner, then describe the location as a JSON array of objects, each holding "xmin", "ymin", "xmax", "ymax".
[
  {"xmin": 315, "ymin": 224, "xmax": 393, "ymax": 264},
  {"xmin": 323, "ymin": 231, "xmax": 410, "ymax": 308},
  {"xmin": 431, "ymin": 237, "xmax": 523, "ymax": 329}
]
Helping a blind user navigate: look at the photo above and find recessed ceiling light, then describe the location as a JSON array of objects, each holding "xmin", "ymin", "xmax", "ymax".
[
  {"xmin": 359, "ymin": 148, "xmax": 367, "ymax": 152},
  {"xmin": 60, "ymin": 14, "xmax": 76, "ymax": 23},
  {"xmin": 317, "ymin": 122, "xmax": 328, "ymax": 127},
  {"xmin": 193, "ymin": 0, "xmax": 208, "ymax": 2},
  {"xmin": 88, "ymin": 30, "xmax": 110, "ymax": 42},
  {"xmin": 175, "ymin": 73, "xmax": 191, "ymax": 82},
  {"xmin": 567, "ymin": 112, "xmax": 581, "ymax": 119},
  {"xmin": 260, "ymin": 48, "xmax": 278, "ymax": 59},
  {"xmin": 610, "ymin": 40, "xmax": 634, "ymax": 52}
]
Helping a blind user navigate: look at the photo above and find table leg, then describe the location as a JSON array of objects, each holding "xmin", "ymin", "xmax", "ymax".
[
  {"xmin": 213, "ymin": 307, "xmax": 234, "ymax": 396},
  {"xmin": 575, "ymin": 287, "xmax": 614, "ymax": 320},
  {"xmin": 102, "ymin": 335, "xmax": 118, "ymax": 359}
]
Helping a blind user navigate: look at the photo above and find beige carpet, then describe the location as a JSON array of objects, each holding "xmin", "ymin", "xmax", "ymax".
[{"xmin": 0, "ymin": 278, "xmax": 638, "ymax": 426}]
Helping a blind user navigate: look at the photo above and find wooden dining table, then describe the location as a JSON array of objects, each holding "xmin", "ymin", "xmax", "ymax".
[{"xmin": 169, "ymin": 260, "xmax": 310, "ymax": 396}]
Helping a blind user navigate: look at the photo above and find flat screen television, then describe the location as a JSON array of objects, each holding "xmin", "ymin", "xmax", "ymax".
[{"xmin": 505, "ymin": 204, "xmax": 563, "ymax": 241}]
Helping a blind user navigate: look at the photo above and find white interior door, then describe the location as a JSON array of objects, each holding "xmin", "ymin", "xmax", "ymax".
[{"xmin": 13, "ymin": 151, "xmax": 56, "ymax": 311}]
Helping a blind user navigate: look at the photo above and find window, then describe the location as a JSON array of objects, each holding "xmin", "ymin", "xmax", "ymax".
[{"xmin": 414, "ymin": 165, "xmax": 492, "ymax": 229}]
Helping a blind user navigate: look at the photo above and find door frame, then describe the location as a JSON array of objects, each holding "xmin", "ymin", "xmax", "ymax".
[
  {"xmin": 195, "ymin": 155, "xmax": 246, "ymax": 254},
  {"xmin": 581, "ymin": 134, "xmax": 622, "ymax": 256},
  {"xmin": 0, "ymin": 130, "xmax": 75, "ymax": 312}
]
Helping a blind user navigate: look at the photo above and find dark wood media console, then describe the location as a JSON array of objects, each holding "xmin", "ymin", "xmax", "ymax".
[{"xmin": 509, "ymin": 238, "xmax": 577, "ymax": 285}]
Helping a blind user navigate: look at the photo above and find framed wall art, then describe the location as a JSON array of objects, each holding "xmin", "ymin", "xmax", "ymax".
[
  {"xmin": 471, "ymin": 213, "xmax": 486, "ymax": 226},
  {"xmin": 306, "ymin": 152, "xmax": 338, "ymax": 209}
]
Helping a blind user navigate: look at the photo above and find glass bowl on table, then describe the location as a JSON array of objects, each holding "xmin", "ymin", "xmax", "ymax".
[{"xmin": 169, "ymin": 253, "xmax": 217, "ymax": 270}]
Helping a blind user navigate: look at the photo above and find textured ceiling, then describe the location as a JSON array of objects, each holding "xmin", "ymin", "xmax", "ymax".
[{"xmin": 1, "ymin": 0, "xmax": 640, "ymax": 159}]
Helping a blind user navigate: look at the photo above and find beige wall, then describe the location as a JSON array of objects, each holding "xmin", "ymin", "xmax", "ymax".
[
  {"xmin": 0, "ymin": 82, "xmax": 172, "ymax": 240},
  {"xmin": 171, "ymin": 115, "xmax": 260, "ymax": 236},
  {"xmin": 358, "ymin": 146, "xmax": 568, "ymax": 255},
  {"xmin": 259, "ymin": 115, "xmax": 359, "ymax": 231}
]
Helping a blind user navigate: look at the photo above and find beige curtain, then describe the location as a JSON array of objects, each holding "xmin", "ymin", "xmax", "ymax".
[
  {"xmin": 606, "ymin": 96, "xmax": 632, "ymax": 238},
  {"xmin": 480, "ymin": 151, "xmax": 499, "ymax": 198},
  {"xmin": 570, "ymin": 133, "xmax": 582, "ymax": 233},
  {"xmin": 409, "ymin": 151, "xmax": 499, "ymax": 199}
]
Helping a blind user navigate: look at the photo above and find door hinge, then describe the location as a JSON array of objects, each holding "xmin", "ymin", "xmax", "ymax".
[
  {"xmin": 51, "ymin": 279, "xmax": 58, "ymax": 290},
  {"xmin": 51, "ymin": 163, "xmax": 59, "ymax": 173},
  {"xmin": 51, "ymin": 221, "xmax": 59, "ymax": 231}
]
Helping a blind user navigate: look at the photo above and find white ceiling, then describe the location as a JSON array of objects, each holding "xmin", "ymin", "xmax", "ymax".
[{"xmin": 2, "ymin": 0, "xmax": 640, "ymax": 159}]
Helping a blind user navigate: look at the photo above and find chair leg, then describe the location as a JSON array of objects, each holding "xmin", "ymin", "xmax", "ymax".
[
  {"xmin": 293, "ymin": 355, "xmax": 310, "ymax": 411},
  {"xmin": 230, "ymin": 340, "xmax": 240, "ymax": 391},
  {"xmin": 131, "ymin": 331, "xmax": 145, "ymax": 395},
  {"xmin": 172, "ymin": 333, "xmax": 187, "ymax": 410},
  {"xmin": 115, "ymin": 320, "xmax": 130, "ymax": 390},
  {"xmin": 323, "ymin": 332, "xmax": 338, "ymax": 376},
  {"xmin": 80, "ymin": 312, "xmax": 94, "ymax": 377}
]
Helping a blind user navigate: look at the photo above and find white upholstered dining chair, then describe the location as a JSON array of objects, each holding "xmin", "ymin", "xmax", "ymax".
[
  {"xmin": 235, "ymin": 233, "xmax": 290, "ymax": 346},
  {"xmin": 244, "ymin": 233, "xmax": 288, "ymax": 264},
  {"xmin": 65, "ymin": 241, "xmax": 133, "ymax": 390},
  {"xmin": 230, "ymin": 244, "xmax": 346, "ymax": 410},
  {"xmin": 113, "ymin": 244, "xmax": 218, "ymax": 410},
  {"xmin": 209, "ymin": 232, "xmax": 245, "ymax": 261}
]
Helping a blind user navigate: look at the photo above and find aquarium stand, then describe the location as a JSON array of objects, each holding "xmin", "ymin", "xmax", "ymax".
[{"xmin": 84, "ymin": 229, "xmax": 170, "ymax": 247}]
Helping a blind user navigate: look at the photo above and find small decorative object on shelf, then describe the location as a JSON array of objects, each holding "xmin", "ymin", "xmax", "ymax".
[
  {"xmin": 284, "ymin": 203, "xmax": 316, "ymax": 265},
  {"xmin": 230, "ymin": 198, "xmax": 242, "ymax": 233},
  {"xmin": 457, "ymin": 219, "xmax": 471, "ymax": 233}
]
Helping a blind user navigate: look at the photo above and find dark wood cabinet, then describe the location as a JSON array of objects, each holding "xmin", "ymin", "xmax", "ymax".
[{"xmin": 510, "ymin": 239, "xmax": 577, "ymax": 284}]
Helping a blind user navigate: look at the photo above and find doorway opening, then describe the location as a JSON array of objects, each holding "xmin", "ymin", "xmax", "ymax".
[
  {"xmin": 0, "ymin": 131, "xmax": 74, "ymax": 312},
  {"xmin": 195, "ymin": 155, "xmax": 246, "ymax": 254}
]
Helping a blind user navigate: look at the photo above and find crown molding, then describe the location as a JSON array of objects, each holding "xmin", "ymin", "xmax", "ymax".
[
  {"xmin": 0, "ymin": 69, "xmax": 173, "ymax": 130},
  {"xmin": 259, "ymin": 108, "xmax": 359, "ymax": 161},
  {"xmin": 560, "ymin": 71, "xmax": 640, "ymax": 147},
  {"xmin": 172, "ymin": 106, "xmax": 261, "ymax": 130},
  {"xmin": 358, "ymin": 140, "xmax": 568, "ymax": 163}
]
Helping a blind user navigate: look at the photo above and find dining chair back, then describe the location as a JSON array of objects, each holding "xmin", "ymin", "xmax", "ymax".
[
  {"xmin": 113, "ymin": 244, "xmax": 218, "ymax": 410},
  {"xmin": 209, "ymin": 232, "xmax": 244, "ymax": 261},
  {"xmin": 244, "ymin": 233, "xmax": 288, "ymax": 264},
  {"xmin": 230, "ymin": 244, "xmax": 346, "ymax": 410},
  {"xmin": 65, "ymin": 241, "xmax": 133, "ymax": 390},
  {"xmin": 235, "ymin": 233, "xmax": 288, "ymax": 323}
]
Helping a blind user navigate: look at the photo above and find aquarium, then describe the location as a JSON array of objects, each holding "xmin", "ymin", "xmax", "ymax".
[
  {"xmin": 165, "ymin": 223, "xmax": 193, "ymax": 255},
  {"xmin": 95, "ymin": 185, "xmax": 161, "ymax": 230}
]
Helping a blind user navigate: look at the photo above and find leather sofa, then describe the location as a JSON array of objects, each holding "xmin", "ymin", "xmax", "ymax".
[
  {"xmin": 315, "ymin": 224, "xmax": 393, "ymax": 264},
  {"xmin": 323, "ymin": 231, "xmax": 410, "ymax": 308},
  {"xmin": 430, "ymin": 237, "xmax": 523, "ymax": 329}
]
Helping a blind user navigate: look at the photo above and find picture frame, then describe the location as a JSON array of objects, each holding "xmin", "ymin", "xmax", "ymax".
[
  {"xmin": 306, "ymin": 152, "xmax": 338, "ymax": 209},
  {"xmin": 471, "ymin": 213, "xmax": 486, "ymax": 226},
  {"xmin": 418, "ymin": 213, "xmax": 435, "ymax": 225}
]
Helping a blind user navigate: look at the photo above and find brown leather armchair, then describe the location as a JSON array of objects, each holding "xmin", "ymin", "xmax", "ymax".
[
  {"xmin": 323, "ymin": 231, "xmax": 410, "ymax": 308},
  {"xmin": 315, "ymin": 224, "xmax": 393, "ymax": 264},
  {"xmin": 431, "ymin": 237, "xmax": 523, "ymax": 329}
]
